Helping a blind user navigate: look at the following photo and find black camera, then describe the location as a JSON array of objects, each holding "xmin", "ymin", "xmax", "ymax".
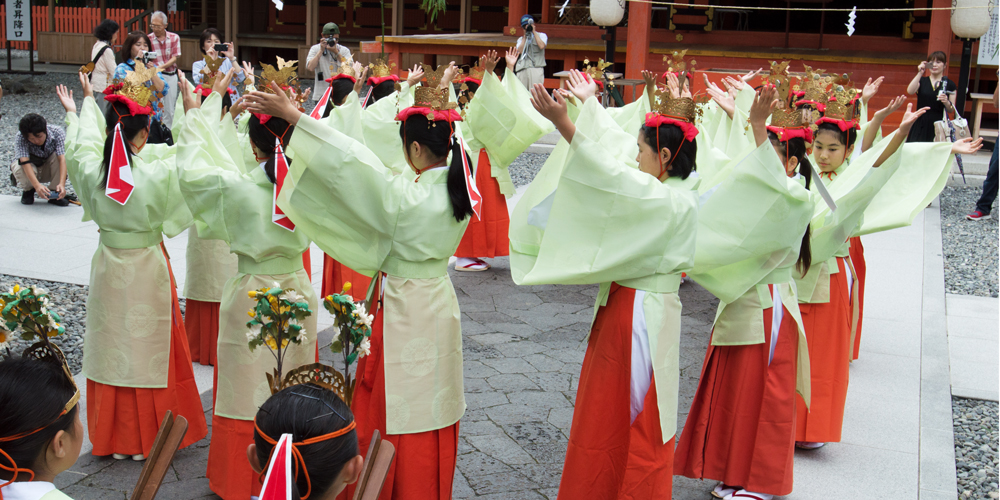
[
  {"xmin": 213, "ymin": 43, "xmax": 228, "ymax": 54},
  {"xmin": 139, "ymin": 50, "xmax": 159, "ymax": 64},
  {"xmin": 324, "ymin": 36, "xmax": 338, "ymax": 46}
]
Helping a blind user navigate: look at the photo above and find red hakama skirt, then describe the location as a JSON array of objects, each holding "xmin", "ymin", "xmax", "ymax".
[
  {"xmin": 557, "ymin": 283, "xmax": 674, "ymax": 500},
  {"xmin": 302, "ymin": 248, "xmax": 312, "ymax": 278},
  {"xmin": 184, "ymin": 299, "xmax": 220, "ymax": 366},
  {"xmin": 206, "ymin": 416, "xmax": 261, "ymax": 499},
  {"xmin": 795, "ymin": 257, "xmax": 852, "ymax": 443},
  {"xmin": 87, "ymin": 249, "xmax": 208, "ymax": 457},
  {"xmin": 339, "ymin": 306, "xmax": 459, "ymax": 500},
  {"xmin": 673, "ymin": 286, "xmax": 799, "ymax": 496},
  {"xmin": 321, "ymin": 254, "xmax": 373, "ymax": 300},
  {"xmin": 849, "ymin": 237, "xmax": 866, "ymax": 361},
  {"xmin": 454, "ymin": 149, "xmax": 510, "ymax": 259}
]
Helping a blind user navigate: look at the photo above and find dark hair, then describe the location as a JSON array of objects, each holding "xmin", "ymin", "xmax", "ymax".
[
  {"xmin": 253, "ymin": 383, "xmax": 359, "ymax": 500},
  {"xmin": 0, "ymin": 357, "xmax": 80, "ymax": 481},
  {"xmin": 120, "ymin": 31, "xmax": 152, "ymax": 63},
  {"xmin": 457, "ymin": 80, "xmax": 480, "ymax": 110},
  {"xmin": 815, "ymin": 121, "xmax": 858, "ymax": 148},
  {"xmin": 927, "ymin": 51, "xmax": 948, "ymax": 64},
  {"xmin": 93, "ymin": 19, "xmax": 119, "ymax": 43},
  {"xmin": 323, "ymin": 78, "xmax": 356, "ymax": 117},
  {"xmin": 398, "ymin": 115, "xmax": 475, "ymax": 222},
  {"xmin": 100, "ymin": 101, "xmax": 150, "ymax": 189},
  {"xmin": 198, "ymin": 28, "xmax": 224, "ymax": 55},
  {"xmin": 200, "ymin": 90, "xmax": 233, "ymax": 114},
  {"xmin": 363, "ymin": 80, "xmax": 396, "ymax": 107},
  {"xmin": 18, "ymin": 114, "xmax": 47, "ymax": 137},
  {"xmin": 248, "ymin": 113, "xmax": 294, "ymax": 184},
  {"xmin": 639, "ymin": 123, "xmax": 697, "ymax": 180},
  {"xmin": 768, "ymin": 130, "xmax": 814, "ymax": 275}
]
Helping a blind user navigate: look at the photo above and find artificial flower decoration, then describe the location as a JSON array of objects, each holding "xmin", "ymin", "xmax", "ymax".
[
  {"xmin": 0, "ymin": 284, "xmax": 66, "ymax": 351},
  {"xmin": 323, "ymin": 282, "xmax": 375, "ymax": 404},
  {"xmin": 246, "ymin": 283, "xmax": 313, "ymax": 394}
]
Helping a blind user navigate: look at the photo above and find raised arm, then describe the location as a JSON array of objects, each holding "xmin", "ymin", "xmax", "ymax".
[
  {"xmin": 873, "ymin": 103, "xmax": 927, "ymax": 167},
  {"xmin": 906, "ymin": 61, "xmax": 926, "ymax": 95},
  {"xmin": 862, "ymin": 95, "xmax": 905, "ymax": 153}
]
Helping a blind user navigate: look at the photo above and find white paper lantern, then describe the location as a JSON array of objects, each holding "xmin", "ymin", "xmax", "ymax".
[
  {"xmin": 590, "ymin": 0, "xmax": 624, "ymax": 27},
  {"xmin": 951, "ymin": 0, "xmax": 991, "ymax": 39}
]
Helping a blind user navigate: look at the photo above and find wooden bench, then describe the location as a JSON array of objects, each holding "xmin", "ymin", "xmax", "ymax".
[{"xmin": 970, "ymin": 92, "xmax": 998, "ymax": 142}]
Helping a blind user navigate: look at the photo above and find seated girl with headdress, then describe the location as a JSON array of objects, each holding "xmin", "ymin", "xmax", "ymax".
[{"xmin": 250, "ymin": 382, "xmax": 364, "ymax": 500}]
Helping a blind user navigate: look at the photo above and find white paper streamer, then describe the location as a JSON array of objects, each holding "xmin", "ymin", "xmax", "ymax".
[
  {"xmin": 272, "ymin": 0, "xmax": 284, "ymax": 10},
  {"xmin": 558, "ymin": 0, "xmax": 570, "ymax": 17},
  {"xmin": 845, "ymin": 6, "xmax": 857, "ymax": 36}
]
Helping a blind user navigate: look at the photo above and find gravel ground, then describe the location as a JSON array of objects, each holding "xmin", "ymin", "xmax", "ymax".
[
  {"xmin": 940, "ymin": 185, "xmax": 999, "ymax": 298},
  {"xmin": 508, "ymin": 152, "xmax": 549, "ymax": 187},
  {"xmin": 1, "ymin": 274, "xmax": 86, "ymax": 374},
  {"xmin": 953, "ymin": 397, "xmax": 1000, "ymax": 500},
  {"xmin": 0, "ymin": 72, "xmax": 84, "ymax": 197}
]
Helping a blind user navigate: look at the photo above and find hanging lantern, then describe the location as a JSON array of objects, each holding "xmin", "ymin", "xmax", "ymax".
[
  {"xmin": 951, "ymin": 0, "xmax": 991, "ymax": 39},
  {"xmin": 590, "ymin": 0, "xmax": 625, "ymax": 27}
]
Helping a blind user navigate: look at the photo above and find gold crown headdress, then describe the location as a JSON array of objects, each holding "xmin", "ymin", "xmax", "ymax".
[
  {"xmin": 103, "ymin": 61, "xmax": 161, "ymax": 114},
  {"xmin": 821, "ymin": 84, "xmax": 861, "ymax": 123},
  {"xmin": 367, "ymin": 59, "xmax": 401, "ymax": 89},
  {"xmin": 259, "ymin": 56, "xmax": 300, "ymax": 96},
  {"xmin": 195, "ymin": 56, "xmax": 228, "ymax": 96},
  {"xmin": 459, "ymin": 64, "xmax": 486, "ymax": 84},
  {"xmin": 582, "ymin": 58, "xmax": 614, "ymax": 88},
  {"xmin": 661, "ymin": 49, "xmax": 697, "ymax": 89},
  {"xmin": 766, "ymin": 60, "xmax": 805, "ymax": 129},
  {"xmin": 397, "ymin": 63, "xmax": 460, "ymax": 123}
]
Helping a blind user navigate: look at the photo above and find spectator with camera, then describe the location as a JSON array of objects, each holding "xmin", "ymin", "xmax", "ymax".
[
  {"xmin": 514, "ymin": 14, "xmax": 547, "ymax": 89},
  {"xmin": 10, "ymin": 113, "xmax": 68, "ymax": 207},
  {"xmin": 306, "ymin": 22, "xmax": 353, "ymax": 102},
  {"xmin": 191, "ymin": 28, "xmax": 246, "ymax": 97},
  {"xmin": 148, "ymin": 11, "xmax": 181, "ymax": 128},
  {"xmin": 114, "ymin": 31, "xmax": 171, "ymax": 144},
  {"xmin": 90, "ymin": 19, "xmax": 119, "ymax": 114}
]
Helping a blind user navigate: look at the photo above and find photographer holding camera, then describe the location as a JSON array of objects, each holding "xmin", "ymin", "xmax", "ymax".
[
  {"xmin": 114, "ymin": 32, "xmax": 171, "ymax": 144},
  {"xmin": 148, "ymin": 11, "xmax": 180, "ymax": 128},
  {"xmin": 514, "ymin": 14, "xmax": 547, "ymax": 89},
  {"xmin": 306, "ymin": 23, "xmax": 353, "ymax": 102}
]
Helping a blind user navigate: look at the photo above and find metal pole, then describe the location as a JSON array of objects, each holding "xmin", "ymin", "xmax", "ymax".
[
  {"xmin": 604, "ymin": 26, "xmax": 614, "ymax": 65},
  {"xmin": 956, "ymin": 38, "xmax": 974, "ymax": 118},
  {"xmin": 6, "ymin": 42, "xmax": 10, "ymax": 72}
]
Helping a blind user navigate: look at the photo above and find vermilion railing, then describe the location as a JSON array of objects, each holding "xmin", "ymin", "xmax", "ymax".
[{"xmin": 0, "ymin": 6, "xmax": 187, "ymax": 50}]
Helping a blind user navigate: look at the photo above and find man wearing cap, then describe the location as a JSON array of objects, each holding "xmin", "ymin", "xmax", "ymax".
[
  {"xmin": 514, "ymin": 14, "xmax": 547, "ymax": 89},
  {"xmin": 306, "ymin": 23, "xmax": 353, "ymax": 102}
]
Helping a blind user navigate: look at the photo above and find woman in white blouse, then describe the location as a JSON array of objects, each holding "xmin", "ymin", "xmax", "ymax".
[{"xmin": 89, "ymin": 19, "xmax": 119, "ymax": 113}]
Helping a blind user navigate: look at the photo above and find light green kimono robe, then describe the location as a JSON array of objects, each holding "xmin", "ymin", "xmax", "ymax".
[
  {"xmin": 65, "ymin": 96, "xmax": 192, "ymax": 388},
  {"xmin": 361, "ymin": 82, "xmax": 414, "ymax": 175},
  {"xmin": 509, "ymin": 98, "xmax": 698, "ymax": 443},
  {"xmin": 176, "ymin": 93, "xmax": 317, "ymax": 420},
  {"xmin": 278, "ymin": 114, "xmax": 470, "ymax": 435}
]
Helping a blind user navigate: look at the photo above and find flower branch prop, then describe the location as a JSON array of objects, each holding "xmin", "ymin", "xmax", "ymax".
[
  {"xmin": 324, "ymin": 282, "xmax": 374, "ymax": 405},
  {"xmin": 0, "ymin": 284, "xmax": 66, "ymax": 354},
  {"xmin": 245, "ymin": 283, "xmax": 313, "ymax": 394}
]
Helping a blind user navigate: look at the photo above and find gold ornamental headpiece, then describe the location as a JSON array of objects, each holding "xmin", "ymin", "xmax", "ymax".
[
  {"xmin": 103, "ymin": 60, "xmax": 161, "ymax": 115},
  {"xmin": 367, "ymin": 59, "xmax": 400, "ymax": 86},
  {"xmin": 259, "ymin": 56, "xmax": 300, "ymax": 96},
  {"xmin": 821, "ymin": 84, "xmax": 861, "ymax": 124},
  {"xmin": 766, "ymin": 60, "xmax": 805, "ymax": 130},
  {"xmin": 661, "ymin": 49, "xmax": 697, "ymax": 89},
  {"xmin": 582, "ymin": 58, "xmax": 614, "ymax": 89},
  {"xmin": 458, "ymin": 64, "xmax": 486, "ymax": 84},
  {"xmin": 267, "ymin": 362, "xmax": 350, "ymax": 399},
  {"xmin": 396, "ymin": 64, "xmax": 462, "ymax": 124},
  {"xmin": 195, "ymin": 56, "xmax": 229, "ymax": 97}
]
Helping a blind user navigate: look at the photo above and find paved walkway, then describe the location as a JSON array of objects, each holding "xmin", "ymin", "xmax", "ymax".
[{"xmin": 0, "ymin": 190, "xmax": 980, "ymax": 499}]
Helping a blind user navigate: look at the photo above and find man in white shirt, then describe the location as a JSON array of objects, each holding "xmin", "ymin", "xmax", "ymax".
[
  {"xmin": 514, "ymin": 14, "xmax": 547, "ymax": 89},
  {"xmin": 306, "ymin": 23, "xmax": 353, "ymax": 101}
]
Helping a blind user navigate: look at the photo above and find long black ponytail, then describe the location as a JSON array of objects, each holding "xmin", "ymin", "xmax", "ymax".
[
  {"xmin": 768, "ymin": 130, "xmax": 814, "ymax": 276},
  {"xmin": 398, "ymin": 115, "xmax": 475, "ymax": 222},
  {"xmin": 247, "ymin": 113, "xmax": 295, "ymax": 184},
  {"xmin": 99, "ymin": 101, "xmax": 149, "ymax": 189}
]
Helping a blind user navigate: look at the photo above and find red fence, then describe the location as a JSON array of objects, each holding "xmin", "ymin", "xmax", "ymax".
[{"xmin": 0, "ymin": 6, "xmax": 187, "ymax": 50}]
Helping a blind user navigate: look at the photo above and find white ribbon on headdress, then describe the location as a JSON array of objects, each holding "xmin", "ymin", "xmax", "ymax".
[
  {"xmin": 105, "ymin": 123, "xmax": 135, "ymax": 205},
  {"xmin": 458, "ymin": 137, "xmax": 482, "ymax": 221},
  {"xmin": 258, "ymin": 433, "xmax": 294, "ymax": 500},
  {"xmin": 273, "ymin": 138, "xmax": 296, "ymax": 231}
]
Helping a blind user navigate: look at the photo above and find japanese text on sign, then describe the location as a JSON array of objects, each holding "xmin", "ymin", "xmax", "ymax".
[{"xmin": 5, "ymin": 0, "xmax": 31, "ymax": 42}]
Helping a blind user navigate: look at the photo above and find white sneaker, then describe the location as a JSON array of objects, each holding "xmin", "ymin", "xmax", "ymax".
[
  {"xmin": 795, "ymin": 440, "xmax": 825, "ymax": 449},
  {"xmin": 131, "ymin": 454, "xmax": 146, "ymax": 461},
  {"xmin": 725, "ymin": 490, "xmax": 773, "ymax": 500},
  {"xmin": 712, "ymin": 483, "xmax": 740, "ymax": 498},
  {"xmin": 112, "ymin": 453, "xmax": 129, "ymax": 460},
  {"xmin": 455, "ymin": 257, "xmax": 490, "ymax": 272}
]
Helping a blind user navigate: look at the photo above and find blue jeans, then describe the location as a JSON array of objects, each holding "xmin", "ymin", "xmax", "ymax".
[{"xmin": 975, "ymin": 144, "xmax": 999, "ymax": 214}]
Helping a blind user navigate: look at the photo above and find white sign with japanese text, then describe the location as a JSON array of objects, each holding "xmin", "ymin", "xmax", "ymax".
[
  {"xmin": 978, "ymin": 0, "xmax": 999, "ymax": 66},
  {"xmin": 5, "ymin": 0, "xmax": 30, "ymax": 42}
]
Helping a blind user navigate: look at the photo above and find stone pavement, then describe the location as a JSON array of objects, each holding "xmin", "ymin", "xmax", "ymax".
[{"xmin": 0, "ymin": 186, "xmax": 973, "ymax": 499}]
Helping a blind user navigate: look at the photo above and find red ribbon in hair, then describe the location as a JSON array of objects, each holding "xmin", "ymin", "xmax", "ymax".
[
  {"xmin": 644, "ymin": 112, "xmax": 699, "ymax": 142},
  {"xmin": 193, "ymin": 84, "xmax": 235, "ymax": 98},
  {"xmin": 815, "ymin": 116, "xmax": 860, "ymax": 131},
  {"xmin": 367, "ymin": 74, "xmax": 400, "ymax": 86},
  {"xmin": 325, "ymin": 73, "xmax": 357, "ymax": 84},
  {"xmin": 103, "ymin": 84, "xmax": 154, "ymax": 116},
  {"xmin": 766, "ymin": 125, "xmax": 814, "ymax": 144},
  {"xmin": 795, "ymin": 100, "xmax": 827, "ymax": 113},
  {"xmin": 394, "ymin": 106, "xmax": 463, "ymax": 123},
  {"xmin": 456, "ymin": 76, "xmax": 483, "ymax": 86}
]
